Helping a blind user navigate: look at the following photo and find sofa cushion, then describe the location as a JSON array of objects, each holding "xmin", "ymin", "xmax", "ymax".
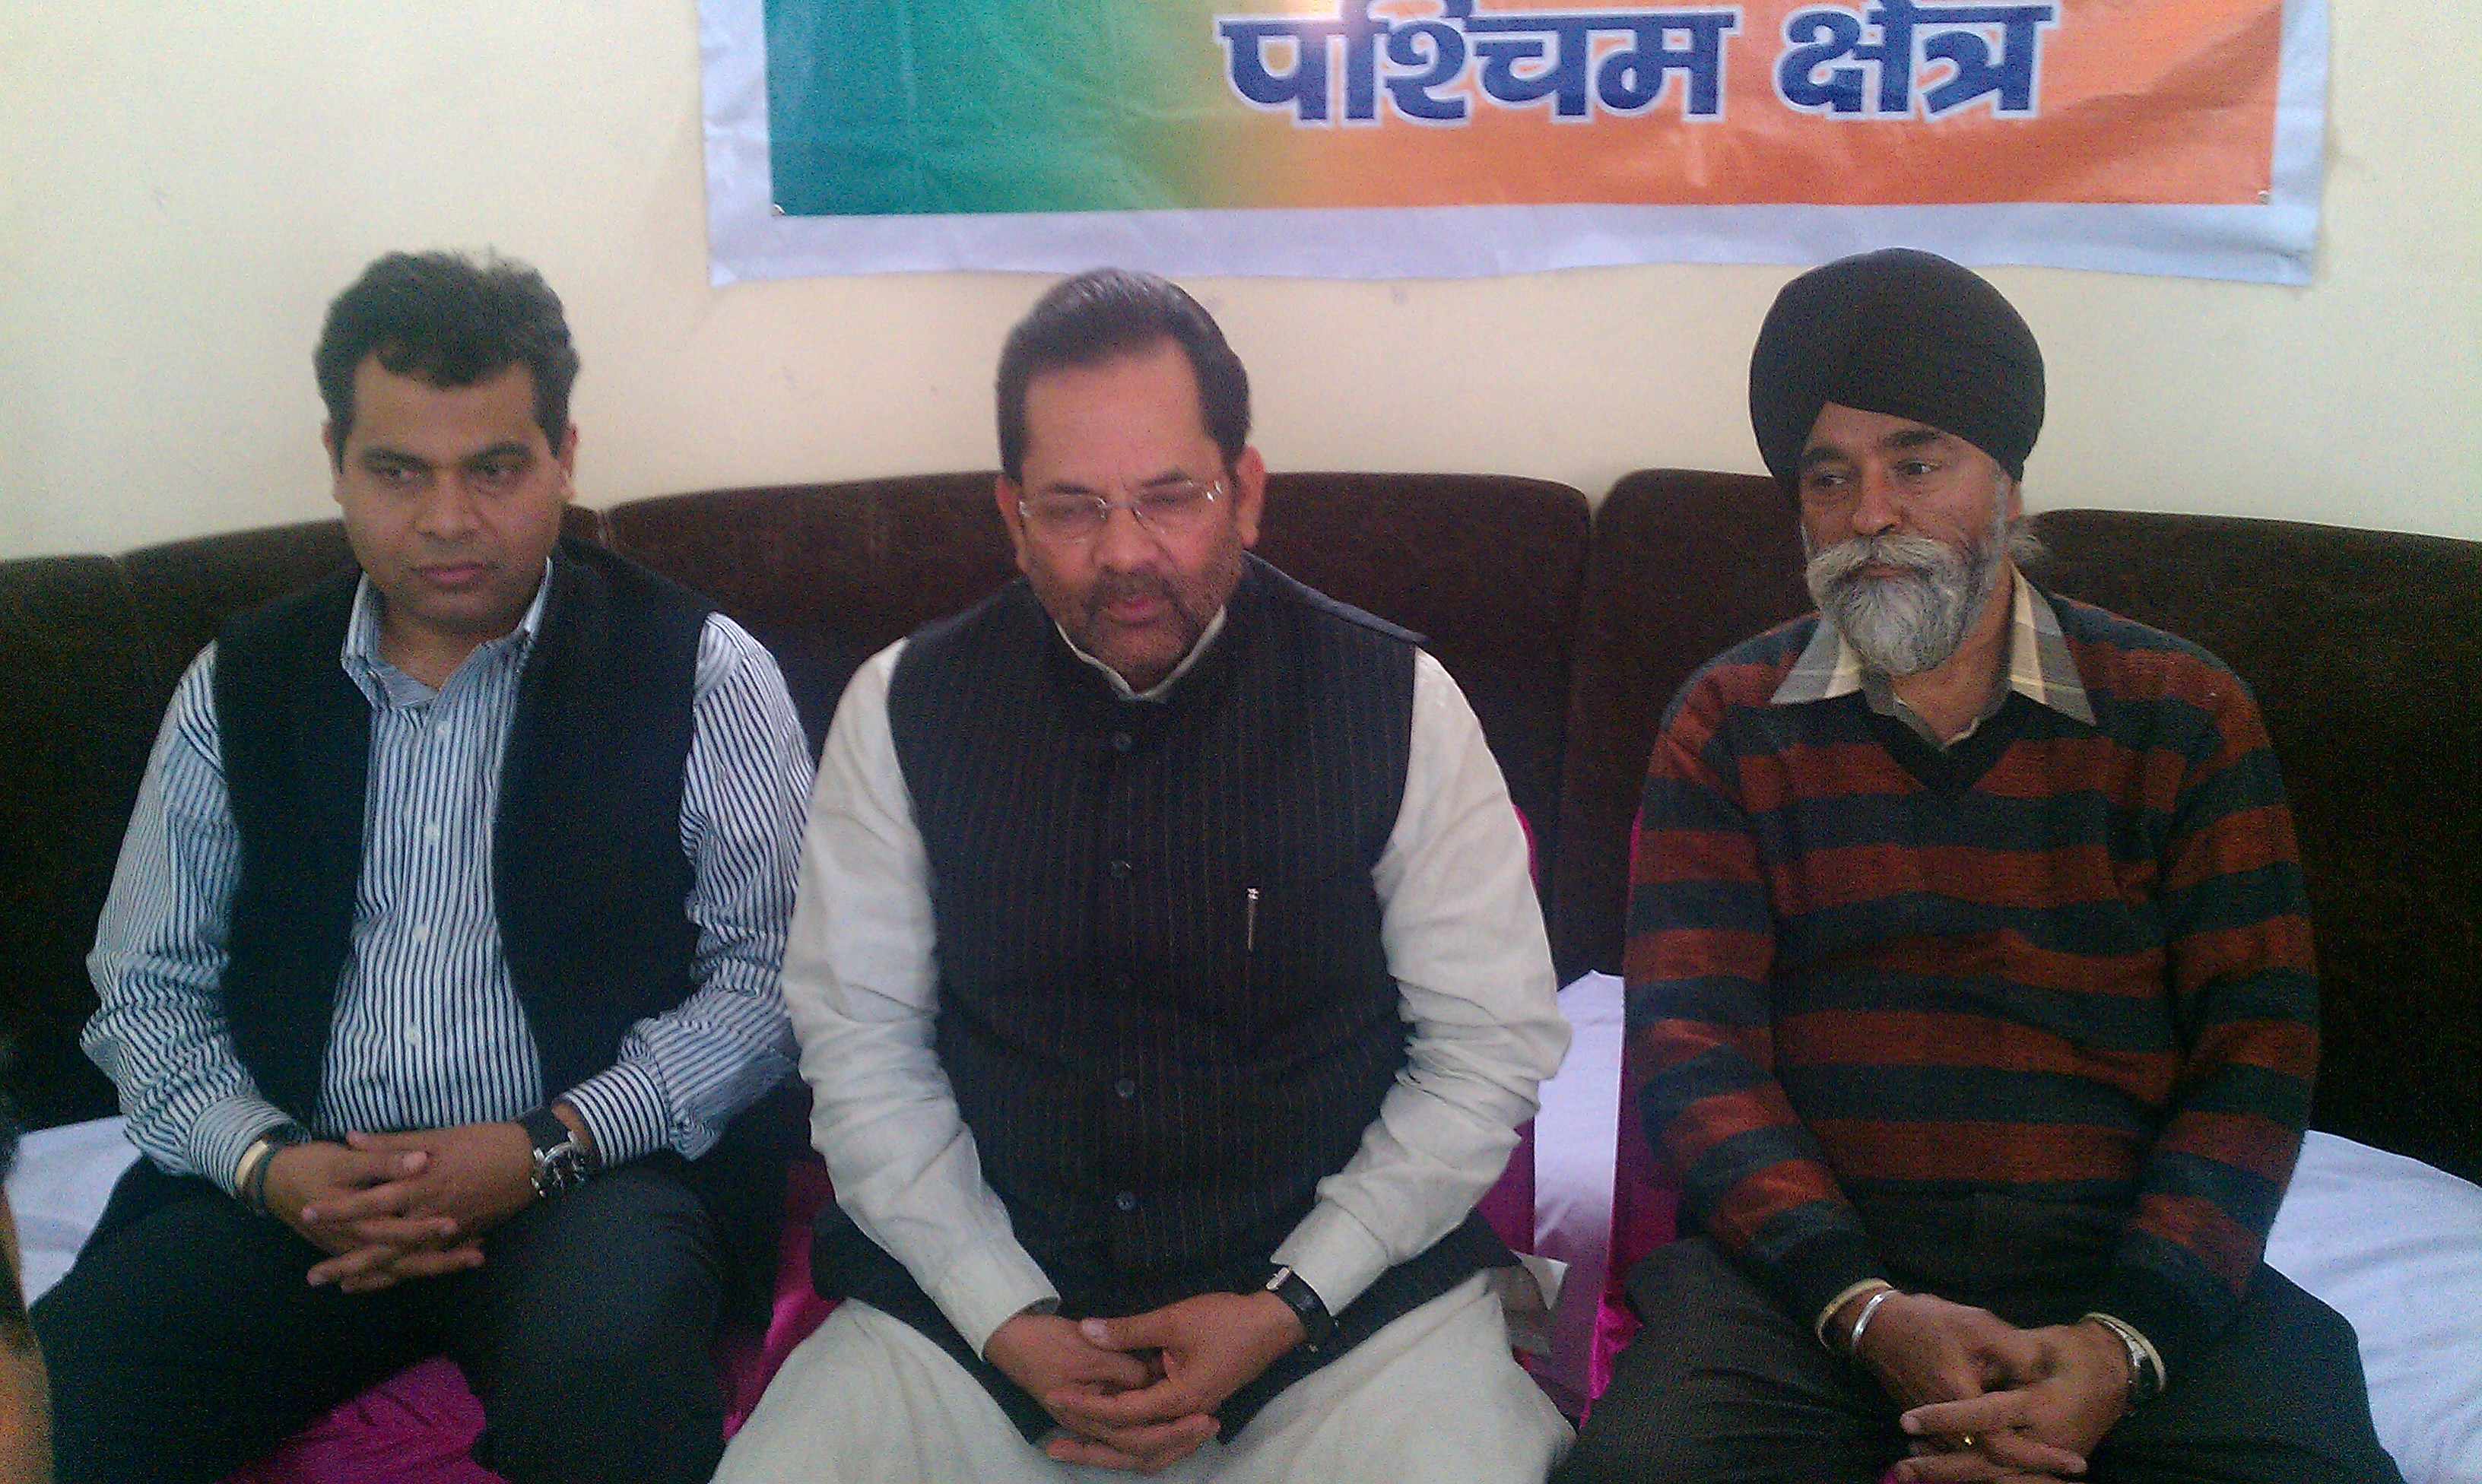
[
  {"xmin": 1547, "ymin": 468, "xmax": 1797, "ymax": 985},
  {"xmin": 0, "ymin": 556, "xmax": 157, "ymax": 1127},
  {"xmin": 1257, "ymin": 472, "xmax": 1590, "ymax": 877},
  {"xmin": 605, "ymin": 475, "xmax": 1014, "ymax": 757}
]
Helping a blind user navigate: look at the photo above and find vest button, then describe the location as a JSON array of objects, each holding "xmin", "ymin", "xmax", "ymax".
[
  {"xmin": 1112, "ymin": 972, "xmax": 1133, "ymax": 994},
  {"xmin": 1115, "ymin": 1191, "xmax": 1138, "ymax": 1213},
  {"xmin": 1110, "ymin": 731, "xmax": 1134, "ymax": 752},
  {"xmin": 1115, "ymin": 1078, "xmax": 1137, "ymax": 1099},
  {"xmin": 1108, "ymin": 858, "xmax": 1132, "ymax": 881}
]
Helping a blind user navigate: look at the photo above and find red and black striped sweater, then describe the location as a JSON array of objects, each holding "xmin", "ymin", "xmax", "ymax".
[{"xmin": 1627, "ymin": 594, "xmax": 2315, "ymax": 1378}]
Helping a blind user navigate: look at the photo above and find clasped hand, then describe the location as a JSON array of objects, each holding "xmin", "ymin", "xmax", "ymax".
[
  {"xmin": 261, "ymin": 1122, "xmax": 538, "ymax": 1293},
  {"xmin": 984, "ymin": 1291, "xmax": 1305, "ymax": 1474},
  {"xmin": 1857, "ymin": 1295, "xmax": 2131, "ymax": 1482}
]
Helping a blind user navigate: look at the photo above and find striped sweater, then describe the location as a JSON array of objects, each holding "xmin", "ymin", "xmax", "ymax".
[{"xmin": 1627, "ymin": 593, "xmax": 2316, "ymax": 1378}]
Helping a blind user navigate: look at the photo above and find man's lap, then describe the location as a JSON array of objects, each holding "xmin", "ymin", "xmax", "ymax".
[
  {"xmin": 35, "ymin": 1173, "xmax": 448, "ymax": 1482},
  {"xmin": 33, "ymin": 1162, "xmax": 730, "ymax": 1484},
  {"xmin": 1559, "ymin": 1236, "xmax": 2403, "ymax": 1484},
  {"xmin": 1550, "ymin": 1237, "xmax": 1898, "ymax": 1484},
  {"xmin": 2097, "ymin": 1265, "xmax": 2402, "ymax": 1483},
  {"xmin": 718, "ymin": 1275, "xmax": 1570, "ymax": 1484}
]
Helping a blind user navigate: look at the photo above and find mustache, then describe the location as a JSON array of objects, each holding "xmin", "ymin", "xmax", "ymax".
[
  {"xmin": 1804, "ymin": 531, "xmax": 1962, "ymax": 589},
  {"xmin": 1085, "ymin": 570, "xmax": 1179, "ymax": 620}
]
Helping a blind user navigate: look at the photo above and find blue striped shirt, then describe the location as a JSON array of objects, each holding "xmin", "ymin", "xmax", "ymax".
[{"xmin": 85, "ymin": 571, "xmax": 813, "ymax": 1194}]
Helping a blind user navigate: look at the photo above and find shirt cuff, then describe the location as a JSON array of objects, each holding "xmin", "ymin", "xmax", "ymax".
[
  {"xmin": 1271, "ymin": 1200, "xmax": 1394, "ymax": 1318},
  {"xmin": 190, "ymin": 1096, "xmax": 305, "ymax": 1196},
  {"xmin": 2093, "ymin": 1263, "xmax": 2214, "ymax": 1386},
  {"xmin": 559, "ymin": 1064, "xmax": 671, "ymax": 1168},
  {"xmin": 1759, "ymin": 1228, "xmax": 1889, "ymax": 1343},
  {"xmin": 1815, "ymin": 1277, "xmax": 1895, "ymax": 1349},
  {"xmin": 933, "ymin": 1245, "xmax": 1063, "ymax": 1359}
]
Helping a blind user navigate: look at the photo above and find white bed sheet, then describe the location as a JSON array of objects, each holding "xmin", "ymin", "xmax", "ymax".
[
  {"xmin": 8, "ymin": 1115, "xmax": 137, "ymax": 1307},
  {"xmin": 2266, "ymin": 1131, "xmax": 2482, "ymax": 1484}
]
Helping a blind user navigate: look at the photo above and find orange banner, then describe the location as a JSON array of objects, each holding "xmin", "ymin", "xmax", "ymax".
[
  {"xmin": 706, "ymin": 0, "xmax": 2325, "ymax": 284},
  {"xmin": 1213, "ymin": 0, "xmax": 2281, "ymax": 208}
]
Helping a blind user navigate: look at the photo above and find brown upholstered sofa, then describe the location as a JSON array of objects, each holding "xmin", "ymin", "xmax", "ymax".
[{"xmin": 5, "ymin": 468, "xmax": 2476, "ymax": 1184}]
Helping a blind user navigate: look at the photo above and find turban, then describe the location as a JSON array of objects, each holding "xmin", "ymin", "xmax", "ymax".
[{"xmin": 1749, "ymin": 248, "xmax": 2044, "ymax": 497}]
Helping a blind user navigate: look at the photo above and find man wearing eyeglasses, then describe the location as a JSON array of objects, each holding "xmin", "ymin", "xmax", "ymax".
[{"xmin": 718, "ymin": 269, "xmax": 1573, "ymax": 1482}]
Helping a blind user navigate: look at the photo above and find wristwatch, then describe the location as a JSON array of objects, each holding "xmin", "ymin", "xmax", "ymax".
[
  {"xmin": 522, "ymin": 1108, "xmax": 597, "ymax": 1200},
  {"xmin": 237, "ymin": 1123, "xmax": 311, "ymax": 1217},
  {"xmin": 1261, "ymin": 1265, "xmax": 1335, "ymax": 1352}
]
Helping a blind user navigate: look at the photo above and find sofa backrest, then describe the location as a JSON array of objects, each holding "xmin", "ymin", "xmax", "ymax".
[
  {"xmin": 0, "ymin": 474, "xmax": 1592, "ymax": 1132},
  {"xmin": 1552, "ymin": 469, "xmax": 2482, "ymax": 1184},
  {"xmin": 1549, "ymin": 469, "xmax": 1801, "ymax": 985}
]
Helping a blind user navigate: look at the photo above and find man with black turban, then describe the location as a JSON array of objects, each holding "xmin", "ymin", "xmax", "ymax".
[{"xmin": 1555, "ymin": 250, "xmax": 2401, "ymax": 1483}]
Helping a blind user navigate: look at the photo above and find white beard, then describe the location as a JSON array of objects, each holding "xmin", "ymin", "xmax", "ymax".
[{"xmin": 1805, "ymin": 506, "xmax": 2010, "ymax": 677}]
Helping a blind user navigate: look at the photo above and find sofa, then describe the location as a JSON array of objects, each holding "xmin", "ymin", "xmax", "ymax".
[{"xmin": 3, "ymin": 470, "xmax": 2476, "ymax": 1478}]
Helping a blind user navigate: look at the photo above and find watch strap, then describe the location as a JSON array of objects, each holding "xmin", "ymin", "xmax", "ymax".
[
  {"xmin": 237, "ymin": 1124, "xmax": 310, "ymax": 1216},
  {"xmin": 1261, "ymin": 1265, "xmax": 1334, "ymax": 1352}
]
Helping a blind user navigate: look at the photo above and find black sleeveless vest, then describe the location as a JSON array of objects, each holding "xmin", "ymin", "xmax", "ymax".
[
  {"xmin": 816, "ymin": 556, "xmax": 1511, "ymax": 1435},
  {"xmin": 212, "ymin": 538, "xmax": 709, "ymax": 1108},
  {"xmin": 96, "ymin": 540, "xmax": 791, "ymax": 1318}
]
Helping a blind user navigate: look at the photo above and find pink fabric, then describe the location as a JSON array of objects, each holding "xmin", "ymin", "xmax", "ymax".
[
  {"xmin": 722, "ymin": 1158, "xmax": 840, "ymax": 1435},
  {"xmin": 1476, "ymin": 1118, "xmax": 1539, "ymax": 1257},
  {"xmin": 1587, "ymin": 1047, "xmax": 1678, "ymax": 1406},
  {"xmin": 221, "ymin": 1358, "xmax": 490, "ymax": 1484},
  {"xmin": 221, "ymin": 1159, "xmax": 842, "ymax": 1483}
]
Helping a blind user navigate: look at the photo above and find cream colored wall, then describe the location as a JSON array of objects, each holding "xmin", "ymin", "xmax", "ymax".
[{"xmin": 2, "ymin": 2, "xmax": 2476, "ymax": 560}]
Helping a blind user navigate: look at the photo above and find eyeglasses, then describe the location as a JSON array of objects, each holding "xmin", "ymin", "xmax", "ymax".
[{"xmin": 1017, "ymin": 477, "xmax": 1224, "ymax": 545}]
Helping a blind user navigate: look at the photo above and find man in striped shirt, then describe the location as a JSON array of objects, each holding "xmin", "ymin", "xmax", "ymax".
[
  {"xmin": 33, "ymin": 252, "xmax": 813, "ymax": 1484},
  {"xmin": 1557, "ymin": 251, "xmax": 2398, "ymax": 1483}
]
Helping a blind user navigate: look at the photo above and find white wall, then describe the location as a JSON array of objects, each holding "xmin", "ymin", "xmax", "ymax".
[{"xmin": 2, "ymin": 1, "xmax": 2476, "ymax": 560}]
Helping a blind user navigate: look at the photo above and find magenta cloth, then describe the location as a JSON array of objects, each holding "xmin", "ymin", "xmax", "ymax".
[
  {"xmin": 1477, "ymin": 1119, "xmax": 1540, "ymax": 1257},
  {"xmin": 723, "ymin": 1157, "xmax": 840, "ymax": 1434},
  {"xmin": 220, "ymin": 1159, "xmax": 840, "ymax": 1482},
  {"xmin": 220, "ymin": 1357, "xmax": 491, "ymax": 1484},
  {"xmin": 1589, "ymin": 1046, "xmax": 1677, "ymax": 1408}
]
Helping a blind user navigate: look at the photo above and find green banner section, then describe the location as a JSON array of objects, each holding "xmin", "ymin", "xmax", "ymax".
[{"xmin": 766, "ymin": 1, "xmax": 1233, "ymax": 217}]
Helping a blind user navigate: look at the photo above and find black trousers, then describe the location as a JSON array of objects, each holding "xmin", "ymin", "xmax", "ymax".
[
  {"xmin": 1555, "ymin": 1197, "xmax": 2404, "ymax": 1484},
  {"xmin": 31, "ymin": 1163, "xmax": 728, "ymax": 1484}
]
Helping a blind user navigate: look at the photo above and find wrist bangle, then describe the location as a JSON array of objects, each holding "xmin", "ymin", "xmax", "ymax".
[
  {"xmin": 2080, "ymin": 1311, "xmax": 2166, "ymax": 1405},
  {"xmin": 1816, "ymin": 1278, "xmax": 1892, "ymax": 1348},
  {"xmin": 1846, "ymin": 1286, "xmax": 1898, "ymax": 1359}
]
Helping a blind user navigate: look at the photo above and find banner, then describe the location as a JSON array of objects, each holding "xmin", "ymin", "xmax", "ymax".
[{"xmin": 702, "ymin": 0, "xmax": 2327, "ymax": 284}]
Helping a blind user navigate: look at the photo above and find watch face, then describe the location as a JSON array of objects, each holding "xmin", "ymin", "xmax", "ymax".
[{"xmin": 532, "ymin": 1143, "xmax": 590, "ymax": 1197}]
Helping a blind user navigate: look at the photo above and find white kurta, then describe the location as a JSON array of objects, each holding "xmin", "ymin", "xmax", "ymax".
[{"xmin": 739, "ymin": 624, "xmax": 1574, "ymax": 1478}]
